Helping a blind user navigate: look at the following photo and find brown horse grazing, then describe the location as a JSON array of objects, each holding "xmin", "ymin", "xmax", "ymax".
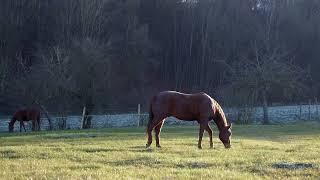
[
  {"xmin": 146, "ymin": 91, "xmax": 232, "ymax": 149},
  {"xmin": 8, "ymin": 108, "xmax": 41, "ymax": 132}
]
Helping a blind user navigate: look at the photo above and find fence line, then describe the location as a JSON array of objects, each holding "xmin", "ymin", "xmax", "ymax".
[
  {"xmin": 0, "ymin": 104, "xmax": 320, "ymax": 132},
  {"xmin": 1, "ymin": 102, "xmax": 319, "ymax": 114}
]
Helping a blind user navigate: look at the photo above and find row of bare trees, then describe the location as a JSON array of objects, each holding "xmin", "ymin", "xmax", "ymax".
[{"xmin": 1, "ymin": 0, "xmax": 320, "ymax": 124}]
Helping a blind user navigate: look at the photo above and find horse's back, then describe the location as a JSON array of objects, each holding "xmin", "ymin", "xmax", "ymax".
[
  {"xmin": 151, "ymin": 91, "xmax": 214, "ymax": 120},
  {"xmin": 155, "ymin": 91, "xmax": 212, "ymax": 103},
  {"xmin": 13, "ymin": 107, "xmax": 40, "ymax": 120},
  {"xmin": 27, "ymin": 108, "xmax": 40, "ymax": 117},
  {"xmin": 13, "ymin": 109, "xmax": 26, "ymax": 119}
]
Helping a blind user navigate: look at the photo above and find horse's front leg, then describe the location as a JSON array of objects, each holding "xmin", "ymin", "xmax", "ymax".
[
  {"xmin": 20, "ymin": 121, "xmax": 27, "ymax": 132},
  {"xmin": 31, "ymin": 120, "xmax": 35, "ymax": 131},
  {"xmin": 205, "ymin": 124, "xmax": 214, "ymax": 148},
  {"xmin": 198, "ymin": 121, "xmax": 207, "ymax": 149},
  {"xmin": 22, "ymin": 122, "xmax": 26, "ymax": 132}
]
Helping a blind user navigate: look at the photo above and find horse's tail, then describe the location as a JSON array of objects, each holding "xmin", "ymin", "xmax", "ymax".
[
  {"xmin": 146, "ymin": 103, "xmax": 153, "ymax": 132},
  {"xmin": 146, "ymin": 96, "xmax": 155, "ymax": 135}
]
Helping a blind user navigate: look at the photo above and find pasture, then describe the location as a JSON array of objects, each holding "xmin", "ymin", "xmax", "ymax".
[{"xmin": 0, "ymin": 122, "xmax": 319, "ymax": 179}]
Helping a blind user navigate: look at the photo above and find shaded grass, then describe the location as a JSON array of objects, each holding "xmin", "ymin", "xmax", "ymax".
[{"xmin": 0, "ymin": 121, "xmax": 319, "ymax": 179}]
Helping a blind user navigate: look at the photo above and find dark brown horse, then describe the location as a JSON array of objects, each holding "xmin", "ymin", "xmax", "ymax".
[
  {"xmin": 146, "ymin": 91, "xmax": 232, "ymax": 149},
  {"xmin": 8, "ymin": 108, "xmax": 41, "ymax": 132}
]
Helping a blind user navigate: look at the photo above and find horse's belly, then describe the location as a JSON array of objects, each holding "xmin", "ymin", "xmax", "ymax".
[
  {"xmin": 171, "ymin": 114, "xmax": 196, "ymax": 121},
  {"xmin": 169, "ymin": 105, "xmax": 199, "ymax": 121}
]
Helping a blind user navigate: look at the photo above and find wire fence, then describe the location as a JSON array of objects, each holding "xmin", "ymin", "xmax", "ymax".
[{"xmin": 1, "ymin": 103, "xmax": 320, "ymax": 132}]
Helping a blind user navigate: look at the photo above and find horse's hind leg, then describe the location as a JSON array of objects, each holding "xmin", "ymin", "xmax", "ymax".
[
  {"xmin": 198, "ymin": 120, "xmax": 208, "ymax": 149},
  {"xmin": 34, "ymin": 119, "xmax": 38, "ymax": 131},
  {"xmin": 146, "ymin": 118, "xmax": 161, "ymax": 148},
  {"xmin": 19, "ymin": 121, "xmax": 22, "ymax": 132},
  {"xmin": 154, "ymin": 120, "xmax": 165, "ymax": 148},
  {"xmin": 32, "ymin": 120, "xmax": 35, "ymax": 131},
  {"xmin": 36, "ymin": 116, "xmax": 40, "ymax": 131},
  {"xmin": 23, "ymin": 123, "xmax": 26, "ymax": 132},
  {"xmin": 20, "ymin": 121, "xmax": 26, "ymax": 132},
  {"xmin": 146, "ymin": 123, "xmax": 154, "ymax": 148}
]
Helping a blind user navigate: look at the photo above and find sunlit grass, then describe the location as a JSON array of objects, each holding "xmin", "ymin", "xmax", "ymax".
[{"xmin": 0, "ymin": 121, "xmax": 319, "ymax": 179}]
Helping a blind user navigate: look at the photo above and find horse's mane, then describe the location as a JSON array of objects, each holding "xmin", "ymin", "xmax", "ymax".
[{"xmin": 212, "ymin": 99, "xmax": 228, "ymax": 127}]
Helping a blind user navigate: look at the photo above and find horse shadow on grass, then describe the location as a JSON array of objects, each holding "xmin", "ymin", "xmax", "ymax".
[
  {"xmin": 176, "ymin": 161, "xmax": 216, "ymax": 169},
  {"xmin": 127, "ymin": 145, "xmax": 159, "ymax": 153},
  {"xmin": 0, "ymin": 150, "xmax": 22, "ymax": 159},
  {"xmin": 44, "ymin": 133, "xmax": 105, "ymax": 139},
  {"xmin": 127, "ymin": 144, "xmax": 227, "ymax": 157},
  {"xmin": 80, "ymin": 148, "xmax": 126, "ymax": 153},
  {"xmin": 128, "ymin": 144, "xmax": 200, "ymax": 153},
  {"xmin": 103, "ymin": 156, "xmax": 215, "ymax": 169},
  {"xmin": 68, "ymin": 164, "xmax": 101, "ymax": 170},
  {"xmin": 106, "ymin": 156, "xmax": 162, "ymax": 167}
]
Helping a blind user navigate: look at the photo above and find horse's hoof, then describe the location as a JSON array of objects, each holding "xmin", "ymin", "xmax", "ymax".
[
  {"xmin": 156, "ymin": 145, "xmax": 161, "ymax": 148},
  {"xmin": 198, "ymin": 146, "xmax": 202, "ymax": 149},
  {"xmin": 146, "ymin": 144, "xmax": 151, "ymax": 148}
]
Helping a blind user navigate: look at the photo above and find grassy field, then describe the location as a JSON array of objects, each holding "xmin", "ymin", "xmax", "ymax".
[{"xmin": 0, "ymin": 122, "xmax": 319, "ymax": 180}]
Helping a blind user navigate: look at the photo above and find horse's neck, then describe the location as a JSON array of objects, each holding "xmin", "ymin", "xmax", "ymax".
[
  {"xmin": 214, "ymin": 116, "xmax": 223, "ymax": 131},
  {"xmin": 9, "ymin": 117, "xmax": 16, "ymax": 126},
  {"xmin": 214, "ymin": 110, "xmax": 227, "ymax": 131}
]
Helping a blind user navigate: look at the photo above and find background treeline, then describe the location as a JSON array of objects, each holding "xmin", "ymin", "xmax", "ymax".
[{"xmin": 0, "ymin": 0, "xmax": 319, "ymax": 119}]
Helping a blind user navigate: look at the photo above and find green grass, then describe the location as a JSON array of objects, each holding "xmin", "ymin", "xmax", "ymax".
[{"xmin": 0, "ymin": 122, "xmax": 320, "ymax": 180}]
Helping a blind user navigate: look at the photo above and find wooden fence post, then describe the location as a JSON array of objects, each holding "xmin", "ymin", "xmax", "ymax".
[
  {"xmin": 308, "ymin": 100, "xmax": 311, "ymax": 121},
  {"xmin": 137, "ymin": 104, "xmax": 141, "ymax": 127}
]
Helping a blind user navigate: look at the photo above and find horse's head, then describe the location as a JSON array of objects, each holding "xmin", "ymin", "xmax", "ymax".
[
  {"xmin": 8, "ymin": 116, "xmax": 16, "ymax": 133},
  {"xmin": 219, "ymin": 124, "xmax": 232, "ymax": 148},
  {"xmin": 8, "ymin": 121, "xmax": 14, "ymax": 132}
]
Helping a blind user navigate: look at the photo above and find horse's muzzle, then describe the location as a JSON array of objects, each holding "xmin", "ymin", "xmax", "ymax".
[{"xmin": 224, "ymin": 144, "xmax": 231, "ymax": 149}]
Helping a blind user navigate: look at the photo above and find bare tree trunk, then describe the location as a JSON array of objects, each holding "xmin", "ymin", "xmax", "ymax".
[
  {"xmin": 315, "ymin": 97, "xmax": 319, "ymax": 120},
  {"xmin": 81, "ymin": 102, "xmax": 93, "ymax": 129},
  {"xmin": 299, "ymin": 102, "xmax": 302, "ymax": 120},
  {"xmin": 137, "ymin": 104, "xmax": 141, "ymax": 127},
  {"xmin": 35, "ymin": 101, "xmax": 53, "ymax": 130},
  {"xmin": 85, "ymin": 108, "xmax": 92, "ymax": 129},
  {"xmin": 308, "ymin": 99, "xmax": 311, "ymax": 121},
  {"xmin": 262, "ymin": 89, "xmax": 269, "ymax": 124},
  {"xmin": 58, "ymin": 112, "xmax": 67, "ymax": 130},
  {"xmin": 41, "ymin": 105, "xmax": 53, "ymax": 130},
  {"xmin": 81, "ymin": 105, "xmax": 86, "ymax": 129}
]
